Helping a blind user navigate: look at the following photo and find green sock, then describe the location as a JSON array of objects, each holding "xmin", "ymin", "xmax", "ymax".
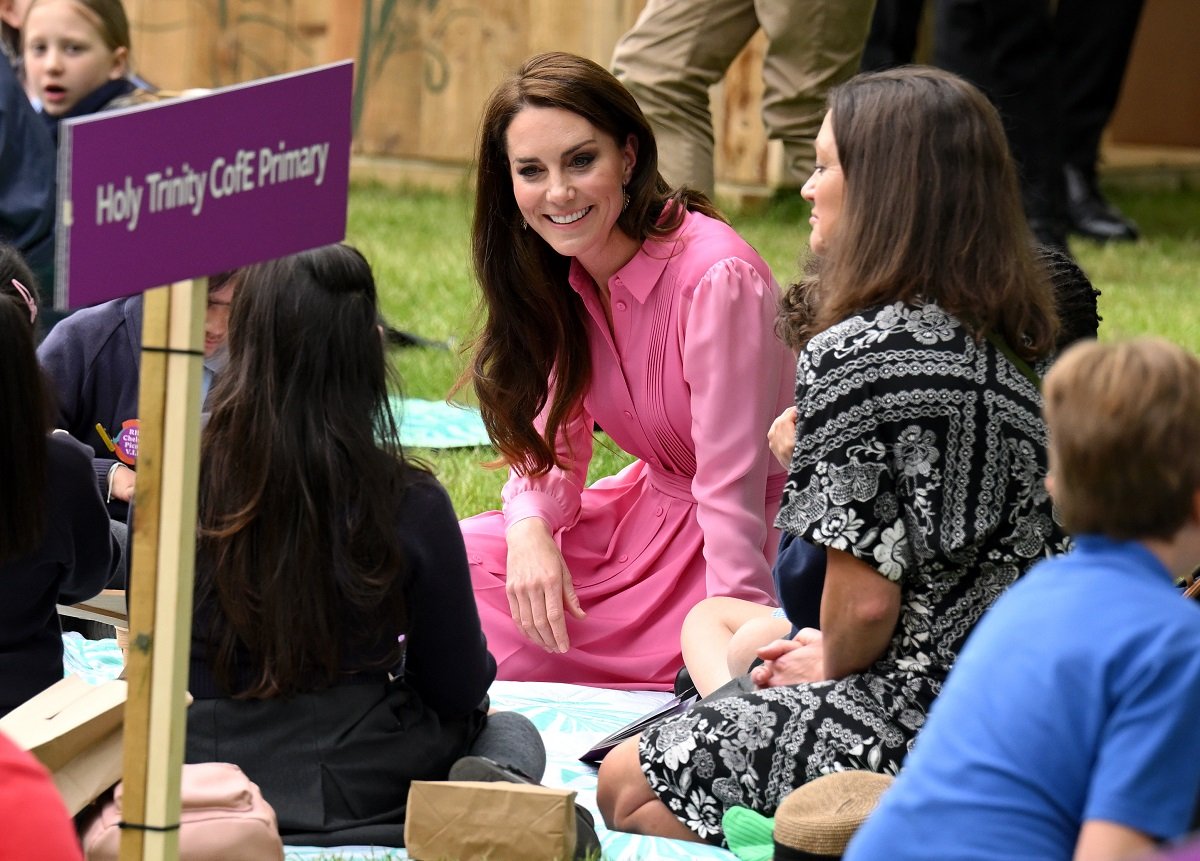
[{"xmin": 723, "ymin": 806, "xmax": 775, "ymax": 861}]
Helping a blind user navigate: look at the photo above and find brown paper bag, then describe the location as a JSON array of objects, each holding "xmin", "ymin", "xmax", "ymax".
[
  {"xmin": 405, "ymin": 780, "xmax": 577, "ymax": 861},
  {"xmin": 0, "ymin": 676, "xmax": 127, "ymax": 813}
]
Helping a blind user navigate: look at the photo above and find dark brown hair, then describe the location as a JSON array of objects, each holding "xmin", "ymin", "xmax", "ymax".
[
  {"xmin": 0, "ymin": 266, "xmax": 50, "ymax": 562},
  {"xmin": 779, "ymin": 67, "xmax": 1058, "ymax": 358},
  {"xmin": 465, "ymin": 51, "xmax": 723, "ymax": 475},
  {"xmin": 1037, "ymin": 245, "xmax": 1100, "ymax": 349},
  {"xmin": 1044, "ymin": 338, "xmax": 1200, "ymax": 540},
  {"xmin": 197, "ymin": 244, "xmax": 416, "ymax": 698}
]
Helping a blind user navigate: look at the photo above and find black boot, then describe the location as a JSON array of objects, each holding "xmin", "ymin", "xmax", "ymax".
[{"xmin": 1064, "ymin": 164, "xmax": 1139, "ymax": 242}]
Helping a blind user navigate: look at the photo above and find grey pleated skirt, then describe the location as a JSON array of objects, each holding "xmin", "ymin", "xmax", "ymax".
[{"xmin": 185, "ymin": 680, "xmax": 487, "ymax": 847}]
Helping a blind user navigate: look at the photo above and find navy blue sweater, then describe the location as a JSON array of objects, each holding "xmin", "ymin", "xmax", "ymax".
[
  {"xmin": 187, "ymin": 470, "xmax": 496, "ymax": 717},
  {"xmin": 0, "ymin": 58, "xmax": 55, "ymax": 287},
  {"xmin": 37, "ymin": 295, "xmax": 142, "ymax": 521},
  {"xmin": 0, "ymin": 434, "xmax": 113, "ymax": 717}
]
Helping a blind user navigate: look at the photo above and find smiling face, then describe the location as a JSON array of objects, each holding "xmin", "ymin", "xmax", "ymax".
[
  {"xmin": 801, "ymin": 112, "xmax": 845, "ymax": 257},
  {"xmin": 22, "ymin": 0, "xmax": 126, "ymax": 117},
  {"xmin": 505, "ymin": 105, "xmax": 640, "ymax": 282}
]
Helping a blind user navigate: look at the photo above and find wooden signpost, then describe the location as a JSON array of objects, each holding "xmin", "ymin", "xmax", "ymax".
[{"xmin": 56, "ymin": 61, "xmax": 353, "ymax": 860}]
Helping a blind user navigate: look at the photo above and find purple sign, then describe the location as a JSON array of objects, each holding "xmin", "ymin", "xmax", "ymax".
[{"xmin": 55, "ymin": 61, "xmax": 352, "ymax": 308}]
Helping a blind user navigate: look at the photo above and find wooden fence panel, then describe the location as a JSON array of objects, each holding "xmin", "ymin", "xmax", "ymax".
[
  {"xmin": 120, "ymin": 0, "xmax": 1197, "ymax": 197},
  {"xmin": 121, "ymin": 1, "xmax": 771, "ymax": 189}
]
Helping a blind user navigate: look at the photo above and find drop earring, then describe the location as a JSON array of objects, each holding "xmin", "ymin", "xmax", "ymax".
[
  {"xmin": 521, "ymin": 218, "xmax": 528, "ymax": 231},
  {"xmin": 622, "ymin": 185, "xmax": 630, "ymax": 212}
]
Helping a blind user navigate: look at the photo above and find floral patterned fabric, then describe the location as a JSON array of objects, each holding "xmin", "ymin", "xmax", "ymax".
[{"xmin": 639, "ymin": 302, "xmax": 1069, "ymax": 845}]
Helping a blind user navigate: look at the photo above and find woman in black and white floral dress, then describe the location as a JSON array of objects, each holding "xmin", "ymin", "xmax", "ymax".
[{"xmin": 597, "ymin": 67, "xmax": 1070, "ymax": 847}]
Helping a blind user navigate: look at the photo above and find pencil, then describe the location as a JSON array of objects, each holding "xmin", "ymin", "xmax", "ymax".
[{"xmin": 95, "ymin": 423, "xmax": 116, "ymax": 453}]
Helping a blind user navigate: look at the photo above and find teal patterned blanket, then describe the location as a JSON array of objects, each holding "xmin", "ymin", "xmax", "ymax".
[
  {"xmin": 388, "ymin": 397, "xmax": 491, "ymax": 450},
  {"xmin": 62, "ymin": 635, "xmax": 735, "ymax": 861}
]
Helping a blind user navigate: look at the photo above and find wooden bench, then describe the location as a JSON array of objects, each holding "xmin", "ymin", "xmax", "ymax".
[{"xmin": 57, "ymin": 589, "xmax": 127, "ymax": 628}]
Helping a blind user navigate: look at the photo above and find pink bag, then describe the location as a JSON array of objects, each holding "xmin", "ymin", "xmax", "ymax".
[{"xmin": 81, "ymin": 762, "xmax": 283, "ymax": 861}]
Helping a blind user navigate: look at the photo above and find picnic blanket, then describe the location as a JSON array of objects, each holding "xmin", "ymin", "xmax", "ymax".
[
  {"xmin": 388, "ymin": 397, "xmax": 491, "ymax": 449},
  {"xmin": 62, "ymin": 634, "xmax": 736, "ymax": 861}
]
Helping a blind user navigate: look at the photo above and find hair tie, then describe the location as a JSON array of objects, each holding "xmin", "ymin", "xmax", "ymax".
[{"xmin": 11, "ymin": 279, "xmax": 37, "ymax": 324}]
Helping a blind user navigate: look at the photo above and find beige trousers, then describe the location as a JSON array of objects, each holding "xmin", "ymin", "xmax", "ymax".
[{"xmin": 612, "ymin": 0, "xmax": 876, "ymax": 194}]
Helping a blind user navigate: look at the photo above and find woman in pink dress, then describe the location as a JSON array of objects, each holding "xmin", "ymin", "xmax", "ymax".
[{"xmin": 460, "ymin": 52, "xmax": 795, "ymax": 690}]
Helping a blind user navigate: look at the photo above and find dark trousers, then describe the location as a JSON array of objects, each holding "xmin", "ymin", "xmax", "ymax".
[
  {"xmin": 934, "ymin": 0, "xmax": 1065, "ymax": 229},
  {"xmin": 860, "ymin": 0, "xmax": 927, "ymax": 70},
  {"xmin": 933, "ymin": 0, "xmax": 1145, "ymax": 228},
  {"xmin": 1055, "ymin": 0, "xmax": 1145, "ymax": 174},
  {"xmin": 186, "ymin": 682, "xmax": 487, "ymax": 848}
]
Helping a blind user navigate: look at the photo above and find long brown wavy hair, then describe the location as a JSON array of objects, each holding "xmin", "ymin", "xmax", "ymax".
[
  {"xmin": 778, "ymin": 67, "xmax": 1058, "ymax": 358},
  {"xmin": 465, "ymin": 51, "xmax": 724, "ymax": 475},
  {"xmin": 196, "ymin": 244, "xmax": 416, "ymax": 698}
]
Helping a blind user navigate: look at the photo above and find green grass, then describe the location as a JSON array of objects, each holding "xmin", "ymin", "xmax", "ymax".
[
  {"xmin": 346, "ymin": 180, "xmax": 1200, "ymax": 517},
  {"xmin": 1070, "ymin": 186, "xmax": 1200, "ymax": 346}
]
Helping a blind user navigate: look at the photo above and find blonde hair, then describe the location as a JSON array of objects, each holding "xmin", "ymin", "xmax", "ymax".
[
  {"xmin": 1043, "ymin": 338, "xmax": 1200, "ymax": 539},
  {"xmin": 24, "ymin": 0, "xmax": 130, "ymax": 55}
]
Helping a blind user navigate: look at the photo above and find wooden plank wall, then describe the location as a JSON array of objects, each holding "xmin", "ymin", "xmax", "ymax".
[
  {"xmin": 123, "ymin": 0, "xmax": 774, "ymax": 193},
  {"xmin": 1106, "ymin": 0, "xmax": 1200, "ymax": 147},
  {"xmin": 121, "ymin": 0, "xmax": 1200, "ymax": 195}
]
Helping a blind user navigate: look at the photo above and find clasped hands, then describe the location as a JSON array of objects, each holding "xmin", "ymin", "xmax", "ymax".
[
  {"xmin": 504, "ymin": 517, "xmax": 586, "ymax": 653},
  {"xmin": 750, "ymin": 627, "xmax": 827, "ymax": 688}
]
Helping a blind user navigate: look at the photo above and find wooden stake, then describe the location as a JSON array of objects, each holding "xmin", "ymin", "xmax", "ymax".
[{"xmin": 119, "ymin": 279, "xmax": 206, "ymax": 861}]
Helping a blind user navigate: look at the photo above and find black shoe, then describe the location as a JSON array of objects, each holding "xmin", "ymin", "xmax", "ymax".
[
  {"xmin": 447, "ymin": 756, "xmax": 602, "ymax": 860},
  {"xmin": 673, "ymin": 666, "xmax": 697, "ymax": 699},
  {"xmin": 448, "ymin": 754, "xmax": 539, "ymax": 784},
  {"xmin": 1064, "ymin": 164, "xmax": 1139, "ymax": 242}
]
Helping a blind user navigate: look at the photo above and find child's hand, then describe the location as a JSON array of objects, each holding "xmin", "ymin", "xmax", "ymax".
[{"xmin": 109, "ymin": 463, "xmax": 136, "ymax": 503}]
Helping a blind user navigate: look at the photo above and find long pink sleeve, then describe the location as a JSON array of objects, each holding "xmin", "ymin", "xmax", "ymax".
[
  {"xmin": 682, "ymin": 257, "xmax": 793, "ymax": 603},
  {"xmin": 500, "ymin": 403, "xmax": 594, "ymax": 534}
]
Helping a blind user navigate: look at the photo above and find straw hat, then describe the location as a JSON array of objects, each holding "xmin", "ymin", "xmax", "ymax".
[{"xmin": 773, "ymin": 770, "xmax": 894, "ymax": 861}]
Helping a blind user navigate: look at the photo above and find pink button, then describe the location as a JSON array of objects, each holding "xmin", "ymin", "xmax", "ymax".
[{"xmin": 618, "ymin": 554, "xmax": 629, "ymax": 563}]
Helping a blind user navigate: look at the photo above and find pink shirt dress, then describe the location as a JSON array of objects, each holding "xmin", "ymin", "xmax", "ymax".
[{"xmin": 461, "ymin": 210, "xmax": 795, "ymax": 690}]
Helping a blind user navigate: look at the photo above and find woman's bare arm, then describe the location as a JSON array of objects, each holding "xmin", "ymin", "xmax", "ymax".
[{"xmin": 820, "ymin": 547, "xmax": 901, "ymax": 679}]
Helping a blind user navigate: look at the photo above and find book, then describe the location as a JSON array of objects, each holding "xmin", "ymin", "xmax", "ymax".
[{"xmin": 579, "ymin": 692, "xmax": 699, "ymax": 763}]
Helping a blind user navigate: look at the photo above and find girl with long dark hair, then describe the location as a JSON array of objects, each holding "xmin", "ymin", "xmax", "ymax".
[
  {"xmin": 0, "ymin": 245, "xmax": 111, "ymax": 717},
  {"xmin": 185, "ymin": 244, "xmax": 543, "ymax": 847}
]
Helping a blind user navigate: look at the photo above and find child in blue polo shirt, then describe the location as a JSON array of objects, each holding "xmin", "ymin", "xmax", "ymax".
[{"xmin": 846, "ymin": 337, "xmax": 1200, "ymax": 861}]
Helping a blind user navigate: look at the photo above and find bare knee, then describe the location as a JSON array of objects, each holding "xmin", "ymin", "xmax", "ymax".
[
  {"xmin": 597, "ymin": 736, "xmax": 648, "ymax": 831},
  {"xmin": 683, "ymin": 596, "xmax": 766, "ymax": 636},
  {"xmin": 683, "ymin": 598, "xmax": 776, "ymax": 696},
  {"xmin": 727, "ymin": 614, "xmax": 794, "ymax": 676},
  {"xmin": 598, "ymin": 735, "xmax": 705, "ymax": 842}
]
